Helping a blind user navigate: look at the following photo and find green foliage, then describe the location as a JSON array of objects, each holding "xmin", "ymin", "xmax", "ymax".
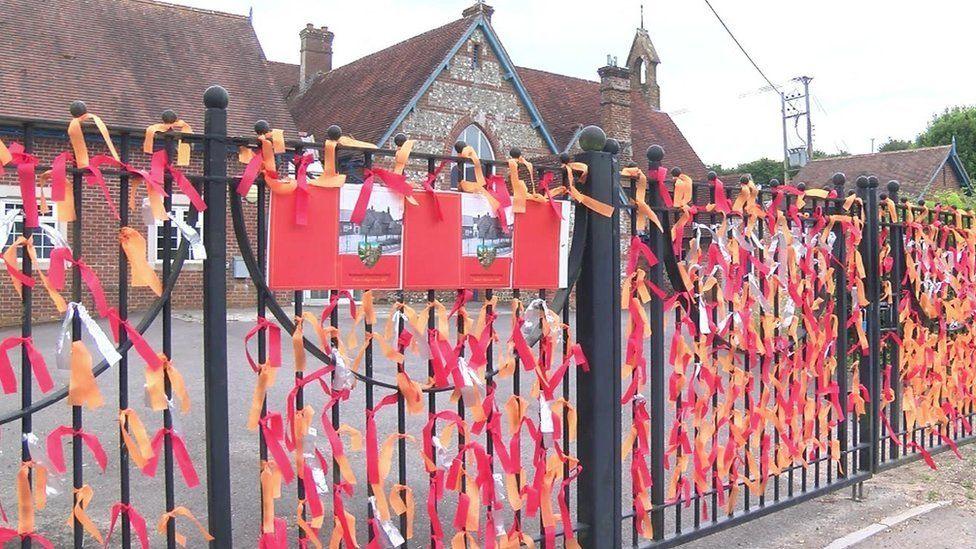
[
  {"xmin": 877, "ymin": 138, "xmax": 914, "ymax": 153},
  {"xmin": 927, "ymin": 189, "xmax": 976, "ymax": 210},
  {"xmin": 714, "ymin": 157, "xmax": 783, "ymax": 186},
  {"xmin": 917, "ymin": 105, "xmax": 976, "ymax": 180},
  {"xmin": 812, "ymin": 149, "xmax": 850, "ymax": 159}
]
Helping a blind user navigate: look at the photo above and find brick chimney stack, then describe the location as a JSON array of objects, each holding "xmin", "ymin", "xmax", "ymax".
[
  {"xmin": 299, "ymin": 23, "xmax": 334, "ymax": 92},
  {"xmin": 598, "ymin": 64, "xmax": 633, "ymax": 161},
  {"xmin": 462, "ymin": 1, "xmax": 494, "ymax": 21}
]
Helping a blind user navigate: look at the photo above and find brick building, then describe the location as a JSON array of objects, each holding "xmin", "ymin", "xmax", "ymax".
[
  {"xmin": 0, "ymin": 0, "xmax": 708, "ymax": 326},
  {"xmin": 795, "ymin": 142, "xmax": 973, "ymax": 200}
]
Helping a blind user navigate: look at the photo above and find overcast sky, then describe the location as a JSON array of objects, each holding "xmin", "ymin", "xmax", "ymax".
[{"xmin": 172, "ymin": 0, "xmax": 973, "ymax": 168}]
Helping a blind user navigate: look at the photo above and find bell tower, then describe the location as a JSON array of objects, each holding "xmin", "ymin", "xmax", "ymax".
[{"xmin": 627, "ymin": 9, "xmax": 661, "ymax": 110}]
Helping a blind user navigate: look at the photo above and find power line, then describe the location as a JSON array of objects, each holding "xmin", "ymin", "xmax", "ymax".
[{"xmin": 702, "ymin": 0, "xmax": 780, "ymax": 95}]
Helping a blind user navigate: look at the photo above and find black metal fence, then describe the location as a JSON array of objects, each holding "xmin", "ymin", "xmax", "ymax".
[{"xmin": 0, "ymin": 86, "xmax": 974, "ymax": 549}]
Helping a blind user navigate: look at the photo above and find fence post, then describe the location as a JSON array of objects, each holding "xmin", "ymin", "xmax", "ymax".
[
  {"xmin": 856, "ymin": 175, "xmax": 881, "ymax": 476},
  {"xmin": 885, "ymin": 181, "xmax": 903, "ymax": 459},
  {"xmin": 575, "ymin": 126, "xmax": 623, "ymax": 548},
  {"xmin": 831, "ymin": 174, "xmax": 850, "ymax": 478},
  {"xmin": 646, "ymin": 145, "xmax": 666, "ymax": 541},
  {"xmin": 201, "ymin": 85, "xmax": 233, "ymax": 548}
]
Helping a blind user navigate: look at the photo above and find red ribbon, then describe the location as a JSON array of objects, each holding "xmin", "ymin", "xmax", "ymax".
[
  {"xmin": 654, "ymin": 166, "xmax": 673, "ymax": 208},
  {"xmin": 0, "ymin": 529, "xmax": 53, "ymax": 549},
  {"xmin": 45, "ymin": 425, "xmax": 107, "ymax": 474},
  {"xmin": 713, "ymin": 177, "xmax": 731, "ymax": 214},
  {"xmin": 141, "ymin": 428, "xmax": 199, "ymax": 488},
  {"xmin": 292, "ymin": 153, "xmax": 316, "ymax": 226},
  {"xmin": 259, "ymin": 412, "xmax": 294, "ymax": 484},
  {"xmin": 105, "ymin": 503, "xmax": 150, "ymax": 549},
  {"xmin": 106, "ymin": 308, "xmax": 162, "ymax": 371},
  {"xmin": 7, "ymin": 143, "xmax": 40, "ymax": 228},
  {"xmin": 537, "ymin": 172, "xmax": 563, "ymax": 219},
  {"xmin": 318, "ymin": 290, "xmax": 358, "ymax": 326},
  {"xmin": 422, "ymin": 160, "xmax": 451, "ymax": 221},
  {"xmin": 367, "ymin": 167, "xmax": 417, "ymax": 203},
  {"xmin": 244, "ymin": 318, "xmax": 282, "ymax": 372},
  {"xmin": 150, "ymin": 150, "xmax": 205, "ymax": 212},
  {"xmin": 0, "ymin": 336, "xmax": 52, "ymax": 394},
  {"xmin": 258, "ymin": 517, "xmax": 288, "ymax": 549},
  {"xmin": 350, "ymin": 173, "xmax": 376, "ymax": 225}
]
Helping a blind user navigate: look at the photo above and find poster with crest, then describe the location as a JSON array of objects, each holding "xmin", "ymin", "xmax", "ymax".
[
  {"xmin": 460, "ymin": 192, "xmax": 513, "ymax": 288},
  {"xmin": 338, "ymin": 184, "xmax": 403, "ymax": 289}
]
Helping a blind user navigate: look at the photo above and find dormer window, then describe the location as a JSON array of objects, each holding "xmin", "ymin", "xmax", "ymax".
[{"xmin": 472, "ymin": 44, "xmax": 482, "ymax": 69}]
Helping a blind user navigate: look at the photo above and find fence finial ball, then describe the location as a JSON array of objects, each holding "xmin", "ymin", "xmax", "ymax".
[
  {"xmin": 161, "ymin": 109, "xmax": 178, "ymax": 124},
  {"xmin": 69, "ymin": 100, "xmax": 87, "ymax": 117},
  {"xmin": 707, "ymin": 171, "xmax": 717, "ymax": 182},
  {"xmin": 454, "ymin": 140, "xmax": 467, "ymax": 154},
  {"xmin": 887, "ymin": 180, "xmax": 900, "ymax": 193},
  {"xmin": 832, "ymin": 173, "xmax": 846, "ymax": 187},
  {"xmin": 578, "ymin": 125, "xmax": 606, "ymax": 152},
  {"xmin": 559, "ymin": 152, "xmax": 571, "ymax": 164},
  {"xmin": 740, "ymin": 175, "xmax": 750, "ymax": 184},
  {"xmin": 203, "ymin": 85, "xmax": 229, "ymax": 108},
  {"xmin": 393, "ymin": 133, "xmax": 407, "ymax": 147},
  {"xmin": 646, "ymin": 145, "xmax": 664, "ymax": 162},
  {"xmin": 797, "ymin": 182, "xmax": 806, "ymax": 192},
  {"xmin": 254, "ymin": 120, "xmax": 270, "ymax": 135},
  {"xmin": 603, "ymin": 138, "xmax": 620, "ymax": 155},
  {"xmin": 509, "ymin": 147, "xmax": 521, "ymax": 159},
  {"xmin": 856, "ymin": 175, "xmax": 870, "ymax": 188},
  {"xmin": 867, "ymin": 175, "xmax": 879, "ymax": 188},
  {"xmin": 769, "ymin": 178, "xmax": 780, "ymax": 188},
  {"xmin": 327, "ymin": 125, "xmax": 342, "ymax": 141}
]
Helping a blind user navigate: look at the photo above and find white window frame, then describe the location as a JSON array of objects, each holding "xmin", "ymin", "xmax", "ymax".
[
  {"xmin": 458, "ymin": 124, "xmax": 494, "ymax": 182},
  {"xmin": 147, "ymin": 195, "xmax": 204, "ymax": 265},
  {"xmin": 0, "ymin": 184, "xmax": 65, "ymax": 267}
]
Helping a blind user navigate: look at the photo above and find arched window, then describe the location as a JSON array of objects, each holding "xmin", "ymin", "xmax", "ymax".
[
  {"xmin": 457, "ymin": 124, "xmax": 494, "ymax": 182},
  {"xmin": 634, "ymin": 57, "xmax": 646, "ymax": 86}
]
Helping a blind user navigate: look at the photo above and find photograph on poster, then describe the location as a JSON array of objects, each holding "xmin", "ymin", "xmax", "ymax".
[
  {"xmin": 461, "ymin": 193, "xmax": 513, "ymax": 268},
  {"xmin": 339, "ymin": 186, "xmax": 404, "ymax": 267}
]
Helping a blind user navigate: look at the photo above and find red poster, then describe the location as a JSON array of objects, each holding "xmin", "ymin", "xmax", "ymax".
[
  {"xmin": 267, "ymin": 186, "xmax": 339, "ymax": 290},
  {"xmin": 337, "ymin": 184, "xmax": 403, "ymax": 289},
  {"xmin": 513, "ymin": 199, "xmax": 571, "ymax": 289},
  {"xmin": 460, "ymin": 193, "xmax": 512, "ymax": 289},
  {"xmin": 402, "ymin": 191, "xmax": 462, "ymax": 289}
]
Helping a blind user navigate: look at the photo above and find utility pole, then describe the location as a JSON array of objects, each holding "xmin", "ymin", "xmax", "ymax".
[{"xmin": 782, "ymin": 75, "xmax": 814, "ymax": 182}]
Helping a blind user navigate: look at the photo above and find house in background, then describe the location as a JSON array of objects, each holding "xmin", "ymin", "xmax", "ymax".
[
  {"xmin": 270, "ymin": 2, "xmax": 708, "ymax": 178},
  {"xmin": 795, "ymin": 142, "xmax": 972, "ymax": 200}
]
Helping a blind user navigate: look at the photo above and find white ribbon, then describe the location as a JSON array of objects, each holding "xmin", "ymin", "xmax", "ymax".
[
  {"xmin": 55, "ymin": 303, "xmax": 122, "ymax": 370},
  {"xmin": 431, "ymin": 436, "xmax": 452, "ymax": 470},
  {"xmin": 368, "ymin": 496, "xmax": 405, "ymax": 548},
  {"xmin": 169, "ymin": 211, "xmax": 207, "ymax": 259},
  {"xmin": 332, "ymin": 348, "xmax": 356, "ymax": 392}
]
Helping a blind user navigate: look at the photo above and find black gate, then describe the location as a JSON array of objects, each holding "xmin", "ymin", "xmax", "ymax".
[{"xmin": 0, "ymin": 86, "xmax": 974, "ymax": 549}]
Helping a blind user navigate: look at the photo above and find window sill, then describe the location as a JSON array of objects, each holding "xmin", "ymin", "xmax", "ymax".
[{"xmin": 153, "ymin": 261, "xmax": 203, "ymax": 272}]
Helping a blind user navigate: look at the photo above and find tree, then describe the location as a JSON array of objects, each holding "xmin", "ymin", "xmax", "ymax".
[
  {"xmin": 878, "ymin": 138, "xmax": 913, "ymax": 153},
  {"xmin": 715, "ymin": 157, "xmax": 783, "ymax": 186},
  {"xmin": 928, "ymin": 189, "xmax": 976, "ymax": 210},
  {"xmin": 917, "ymin": 106, "xmax": 976, "ymax": 179},
  {"xmin": 812, "ymin": 149, "xmax": 850, "ymax": 159}
]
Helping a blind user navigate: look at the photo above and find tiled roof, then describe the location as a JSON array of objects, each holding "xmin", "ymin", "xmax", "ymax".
[
  {"xmin": 287, "ymin": 16, "xmax": 476, "ymax": 144},
  {"xmin": 267, "ymin": 61, "xmax": 300, "ymax": 103},
  {"xmin": 516, "ymin": 66, "xmax": 708, "ymax": 180},
  {"xmin": 0, "ymin": 0, "xmax": 296, "ymax": 137},
  {"xmin": 794, "ymin": 146, "xmax": 957, "ymax": 197}
]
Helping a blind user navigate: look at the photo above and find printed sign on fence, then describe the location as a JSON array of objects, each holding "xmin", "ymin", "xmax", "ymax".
[
  {"xmin": 460, "ymin": 192, "xmax": 513, "ymax": 288},
  {"xmin": 267, "ymin": 186, "xmax": 339, "ymax": 290},
  {"xmin": 513, "ymin": 199, "xmax": 571, "ymax": 289},
  {"xmin": 402, "ymin": 191, "xmax": 462, "ymax": 289},
  {"xmin": 338, "ymin": 184, "xmax": 403, "ymax": 289}
]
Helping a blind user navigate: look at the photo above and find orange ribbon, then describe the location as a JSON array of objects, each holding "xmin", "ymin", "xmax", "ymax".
[
  {"xmin": 120, "ymin": 227, "xmax": 162, "ymax": 296},
  {"xmin": 564, "ymin": 161, "xmax": 613, "ymax": 217},
  {"xmin": 621, "ymin": 166, "xmax": 662, "ymax": 232},
  {"xmin": 119, "ymin": 408, "xmax": 155, "ymax": 469},
  {"xmin": 314, "ymin": 136, "xmax": 377, "ymax": 188},
  {"xmin": 16, "ymin": 461, "xmax": 46, "ymax": 535},
  {"xmin": 247, "ymin": 362, "xmax": 278, "ymax": 430},
  {"xmin": 68, "ymin": 340, "xmax": 104, "ymax": 409},
  {"xmin": 68, "ymin": 112, "xmax": 118, "ymax": 169},
  {"xmin": 508, "ymin": 157, "xmax": 534, "ymax": 213},
  {"xmin": 145, "ymin": 354, "xmax": 190, "ymax": 413},
  {"xmin": 143, "ymin": 120, "xmax": 193, "ymax": 166},
  {"xmin": 68, "ymin": 485, "xmax": 103, "ymax": 544},
  {"xmin": 3, "ymin": 236, "xmax": 67, "ymax": 312},
  {"xmin": 157, "ymin": 506, "xmax": 214, "ymax": 547}
]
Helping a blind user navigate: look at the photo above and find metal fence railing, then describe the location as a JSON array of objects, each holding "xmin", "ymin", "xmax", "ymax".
[{"xmin": 0, "ymin": 85, "xmax": 975, "ymax": 549}]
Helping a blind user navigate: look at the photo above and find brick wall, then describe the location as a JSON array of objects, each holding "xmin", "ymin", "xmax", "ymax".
[{"xmin": 0, "ymin": 131, "xmax": 267, "ymax": 327}]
